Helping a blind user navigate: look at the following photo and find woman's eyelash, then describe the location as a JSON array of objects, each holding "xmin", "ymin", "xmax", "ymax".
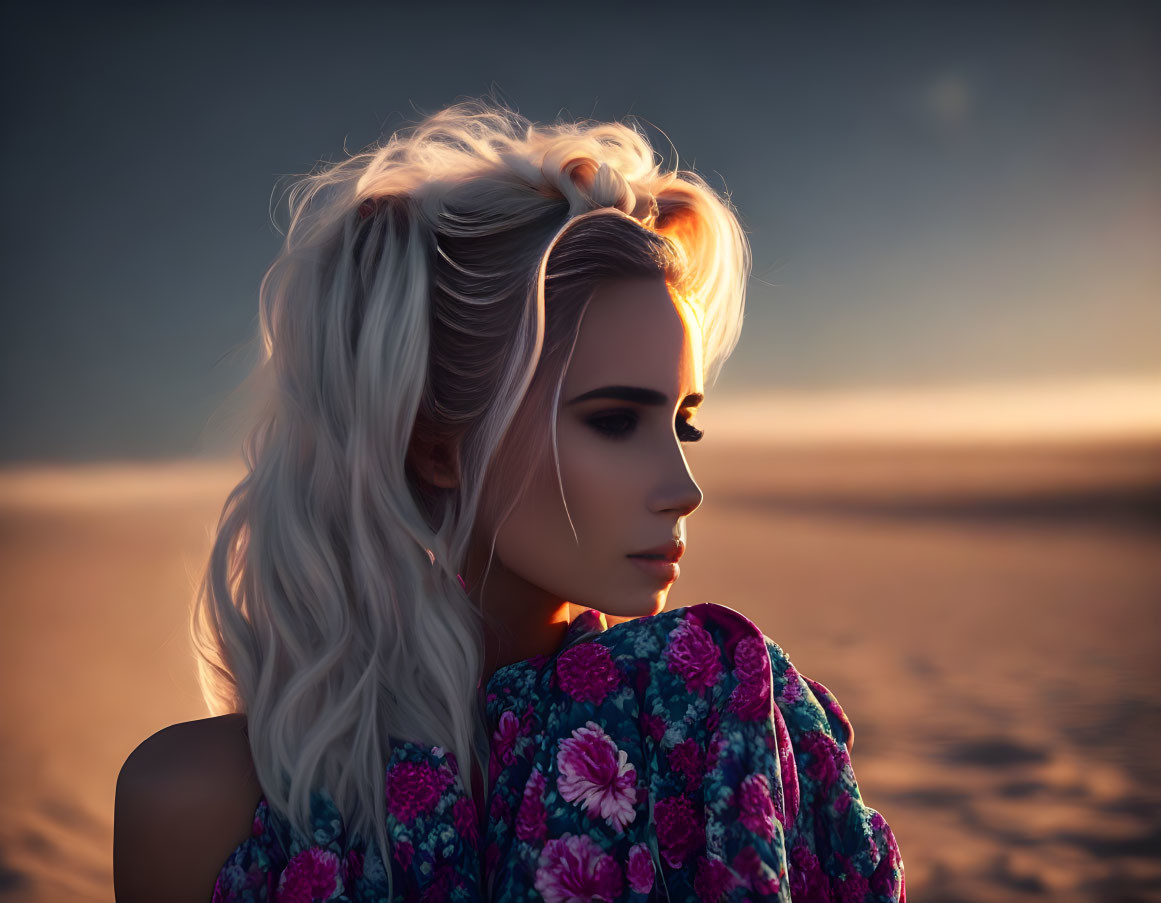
[
  {"xmin": 678, "ymin": 419, "xmax": 705, "ymax": 442},
  {"xmin": 586, "ymin": 411, "xmax": 705, "ymax": 442}
]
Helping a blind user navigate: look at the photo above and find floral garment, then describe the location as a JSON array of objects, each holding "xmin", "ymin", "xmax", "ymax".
[{"xmin": 213, "ymin": 602, "xmax": 906, "ymax": 901}]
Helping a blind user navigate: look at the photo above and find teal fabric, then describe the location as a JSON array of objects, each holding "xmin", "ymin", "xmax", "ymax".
[{"xmin": 212, "ymin": 603, "xmax": 905, "ymax": 901}]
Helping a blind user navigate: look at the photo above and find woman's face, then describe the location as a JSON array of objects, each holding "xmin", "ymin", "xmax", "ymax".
[{"xmin": 478, "ymin": 274, "xmax": 705, "ymax": 621}]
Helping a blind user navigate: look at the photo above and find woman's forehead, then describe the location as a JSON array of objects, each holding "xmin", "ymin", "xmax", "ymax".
[{"xmin": 564, "ymin": 276, "xmax": 704, "ymax": 399}]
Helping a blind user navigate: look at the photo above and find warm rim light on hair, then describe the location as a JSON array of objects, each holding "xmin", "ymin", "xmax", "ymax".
[{"xmin": 189, "ymin": 94, "xmax": 750, "ymax": 885}]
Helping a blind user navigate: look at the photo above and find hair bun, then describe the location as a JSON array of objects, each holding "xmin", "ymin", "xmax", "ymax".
[
  {"xmin": 574, "ymin": 161, "xmax": 655, "ymax": 229},
  {"xmin": 588, "ymin": 161, "xmax": 628, "ymax": 209},
  {"xmin": 545, "ymin": 152, "xmax": 657, "ymax": 227}
]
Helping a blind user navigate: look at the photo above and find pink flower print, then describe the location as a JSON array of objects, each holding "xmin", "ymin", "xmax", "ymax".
[
  {"xmin": 693, "ymin": 855, "xmax": 734, "ymax": 902},
  {"xmin": 251, "ymin": 801, "xmax": 267, "ymax": 837},
  {"xmin": 452, "ymin": 795, "xmax": 479, "ymax": 846},
  {"xmin": 391, "ymin": 839, "xmax": 414, "ymax": 870},
  {"xmin": 489, "ymin": 792, "xmax": 512, "ymax": 824},
  {"xmin": 654, "ymin": 794, "xmax": 704, "ymax": 869},
  {"xmin": 557, "ymin": 721, "xmax": 639, "ymax": 832},
  {"xmin": 733, "ymin": 635, "xmax": 768, "ymax": 682},
  {"xmin": 430, "ymin": 744, "xmax": 462, "ymax": 780},
  {"xmin": 520, "ymin": 701, "xmax": 538, "ymax": 737},
  {"xmin": 556, "ymin": 642, "xmax": 621, "ymax": 704},
  {"xmin": 798, "ymin": 730, "xmax": 843, "ymax": 797},
  {"xmin": 516, "ymin": 766, "xmax": 549, "ymax": 844},
  {"xmin": 832, "ymin": 863, "xmax": 872, "ymax": 903},
  {"xmin": 724, "ymin": 636, "xmax": 770, "ymax": 719},
  {"xmin": 274, "ymin": 847, "xmax": 341, "ymax": 903},
  {"xmin": 385, "ymin": 760, "xmax": 449, "ymax": 823},
  {"xmin": 779, "ymin": 665, "xmax": 803, "ymax": 704},
  {"xmin": 534, "ymin": 833, "xmax": 623, "ymax": 903},
  {"xmin": 738, "ymin": 773, "xmax": 776, "ymax": 840},
  {"xmin": 870, "ymin": 822, "xmax": 904, "ymax": 899},
  {"xmin": 728, "ymin": 636, "xmax": 772, "ymax": 721},
  {"xmin": 421, "ymin": 863, "xmax": 454, "ymax": 903},
  {"xmin": 664, "ymin": 617, "xmax": 722, "ymax": 694},
  {"xmin": 788, "ymin": 839, "xmax": 829, "ymax": 903},
  {"xmin": 704, "ymin": 731, "xmax": 727, "ymax": 774},
  {"xmin": 492, "ymin": 709, "xmax": 521, "ymax": 767},
  {"xmin": 729, "ymin": 675, "xmax": 771, "ymax": 722},
  {"xmin": 669, "ymin": 738, "xmax": 706, "ymax": 790},
  {"xmin": 835, "ymin": 789, "xmax": 853, "ymax": 816},
  {"xmin": 232, "ymin": 861, "xmax": 275, "ymax": 899},
  {"xmin": 343, "ymin": 849, "xmax": 364, "ymax": 882},
  {"xmin": 213, "ymin": 864, "xmax": 244, "ymax": 901},
  {"xmin": 730, "ymin": 844, "xmax": 781, "ymax": 895},
  {"xmin": 641, "ymin": 711, "xmax": 667, "ymax": 743},
  {"xmin": 730, "ymin": 846, "xmax": 757, "ymax": 889},
  {"xmin": 633, "ymin": 659, "xmax": 652, "ymax": 694},
  {"xmin": 627, "ymin": 842, "xmax": 655, "ymax": 894},
  {"xmin": 485, "ymin": 841, "xmax": 500, "ymax": 875}
]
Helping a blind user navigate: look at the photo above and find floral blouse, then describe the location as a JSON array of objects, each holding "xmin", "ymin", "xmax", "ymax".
[{"xmin": 213, "ymin": 602, "xmax": 906, "ymax": 901}]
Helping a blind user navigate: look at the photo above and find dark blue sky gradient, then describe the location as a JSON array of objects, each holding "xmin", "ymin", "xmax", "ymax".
[{"xmin": 2, "ymin": 1, "xmax": 1158, "ymax": 461}]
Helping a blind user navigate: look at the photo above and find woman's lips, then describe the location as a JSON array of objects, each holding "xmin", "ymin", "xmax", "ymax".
[
  {"xmin": 628, "ymin": 539, "xmax": 684, "ymax": 561},
  {"xmin": 627, "ymin": 555, "xmax": 680, "ymax": 584}
]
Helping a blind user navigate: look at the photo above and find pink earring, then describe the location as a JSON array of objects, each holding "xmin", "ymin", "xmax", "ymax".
[{"xmin": 426, "ymin": 547, "xmax": 467, "ymax": 591}]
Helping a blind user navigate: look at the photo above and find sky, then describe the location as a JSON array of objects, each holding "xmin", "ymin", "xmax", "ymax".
[{"xmin": 1, "ymin": 0, "xmax": 1158, "ymax": 462}]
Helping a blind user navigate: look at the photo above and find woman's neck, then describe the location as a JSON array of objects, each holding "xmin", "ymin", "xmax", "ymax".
[{"xmin": 463, "ymin": 547, "xmax": 572, "ymax": 688}]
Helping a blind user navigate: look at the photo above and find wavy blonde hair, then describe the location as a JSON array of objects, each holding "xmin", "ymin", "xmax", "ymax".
[{"xmin": 190, "ymin": 95, "xmax": 750, "ymax": 886}]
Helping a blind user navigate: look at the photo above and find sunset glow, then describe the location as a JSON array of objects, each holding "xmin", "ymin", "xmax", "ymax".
[{"xmin": 701, "ymin": 375, "xmax": 1161, "ymax": 446}]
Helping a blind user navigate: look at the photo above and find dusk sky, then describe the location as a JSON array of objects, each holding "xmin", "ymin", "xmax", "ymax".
[{"xmin": 2, "ymin": 1, "xmax": 1158, "ymax": 462}]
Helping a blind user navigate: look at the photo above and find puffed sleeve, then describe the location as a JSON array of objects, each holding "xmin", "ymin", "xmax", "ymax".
[
  {"xmin": 481, "ymin": 602, "xmax": 905, "ymax": 902},
  {"xmin": 766, "ymin": 637, "xmax": 907, "ymax": 902}
]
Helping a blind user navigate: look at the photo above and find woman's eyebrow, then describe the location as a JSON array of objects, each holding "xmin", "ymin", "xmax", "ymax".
[{"xmin": 565, "ymin": 385, "xmax": 704, "ymax": 407}]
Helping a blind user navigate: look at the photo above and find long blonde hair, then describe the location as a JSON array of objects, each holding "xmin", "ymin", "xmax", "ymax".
[{"xmin": 190, "ymin": 95, "xmax": 751, "ymax": 885}]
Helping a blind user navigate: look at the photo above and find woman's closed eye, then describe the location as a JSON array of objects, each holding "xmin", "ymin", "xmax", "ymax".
[{"xmin": 586, "ymin": 410, "xmax": 704, "ymax": 442}]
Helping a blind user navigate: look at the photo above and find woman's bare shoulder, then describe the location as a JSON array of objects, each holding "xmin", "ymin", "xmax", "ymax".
[
  {"xmin": 114, "ymin": 713, "xmax": 263, "ymax": 903},
  {"xmin": 119, "ymin": 713, "xmax": 258, "ymax": 791}
]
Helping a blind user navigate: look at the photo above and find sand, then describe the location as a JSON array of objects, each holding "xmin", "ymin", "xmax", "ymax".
[{"xmin": 1, "ymin": 437, "xmax": 1158, "ymax": 902}]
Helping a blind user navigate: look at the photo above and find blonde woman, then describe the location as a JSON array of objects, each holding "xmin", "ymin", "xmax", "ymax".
[{"xmin": 114, "ymin": 97, "xmax": 905, "ymax": 902}]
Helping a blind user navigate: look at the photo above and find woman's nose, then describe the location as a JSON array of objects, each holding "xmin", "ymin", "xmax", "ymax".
[{"xmin": 649, "ymin": 443, "xmax": 703, "ymax": 517}]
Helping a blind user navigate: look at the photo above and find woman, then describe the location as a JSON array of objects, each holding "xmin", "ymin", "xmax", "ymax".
[{"xmin": 114, "ymin": 97, "xmax": 906, "ymax": 901}]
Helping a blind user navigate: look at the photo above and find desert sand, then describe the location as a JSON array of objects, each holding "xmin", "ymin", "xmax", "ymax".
[{"xmin": 1, "ymin": 437, "xmax": 1158, "ymax": 902}]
